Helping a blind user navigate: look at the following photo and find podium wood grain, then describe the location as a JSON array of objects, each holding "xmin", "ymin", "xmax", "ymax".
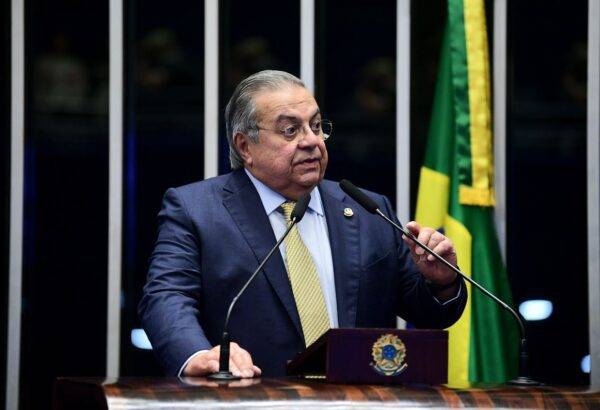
[{"xmin": 54, "ymin": 377, "xmax": 600, "ymax": 409}]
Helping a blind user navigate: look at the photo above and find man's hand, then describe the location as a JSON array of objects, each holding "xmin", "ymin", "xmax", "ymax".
[
  {"xmin": 182, "ymin": 342, "xmax": 262, "ymax": 378},
  {"xmin": 402, "ymin": 221, "xmax": 458, "ymax": 289}
]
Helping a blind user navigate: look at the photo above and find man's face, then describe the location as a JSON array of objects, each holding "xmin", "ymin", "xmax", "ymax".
[{"xmin": 238, "ymin": 85, "xmax": 329, "ymax": 200}]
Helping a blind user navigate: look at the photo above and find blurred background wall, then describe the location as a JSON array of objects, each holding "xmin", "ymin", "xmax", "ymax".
[{"xmin": 2, "ymin": 0, "xmax": 599, "ymax": 408}]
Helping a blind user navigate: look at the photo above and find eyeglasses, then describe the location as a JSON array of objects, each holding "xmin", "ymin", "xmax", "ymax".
[{"xmin": 257, "ymin": 119, "xmax": 333, "ymax": 141}]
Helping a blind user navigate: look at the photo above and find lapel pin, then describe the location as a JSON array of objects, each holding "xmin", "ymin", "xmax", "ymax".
[{"xmin": 343, "ymin": 207, "xmax": 354, "ymax": 218}]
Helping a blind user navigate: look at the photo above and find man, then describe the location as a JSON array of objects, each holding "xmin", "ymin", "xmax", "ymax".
[{"xmin": 139, "ymin": 70, "xmax": 466, "ymax": 379}]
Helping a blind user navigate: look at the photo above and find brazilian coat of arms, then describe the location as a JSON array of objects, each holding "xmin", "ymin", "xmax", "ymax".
[{"xmin": 370, "ymin": 334, "xmax": 408, "ymax": 376}]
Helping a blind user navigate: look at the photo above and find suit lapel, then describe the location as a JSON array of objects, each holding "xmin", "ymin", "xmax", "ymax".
[
  {"xmin": 222, "ymin": 170, "xmax": 303, "ymax": 339},
  {"xmin": 319, "ymin": 182, "xmax": 361, "ymax": 328}
]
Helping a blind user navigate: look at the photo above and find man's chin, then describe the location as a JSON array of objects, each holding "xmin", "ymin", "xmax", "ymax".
[{"xmin": 296, "ymin": 172, "xmax": 322, "ymax": 188}]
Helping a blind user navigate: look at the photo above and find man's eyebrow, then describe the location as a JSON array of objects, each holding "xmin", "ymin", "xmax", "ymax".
[
  {"xmin": 274, "ymin": 109, "xmax": 321, "ymax": 124},
  {"xmin": 274, "ymin": 114, "xmax": 301, "ymax": 124},
  {"xmin": 310, "ymin": 109, "xmax": 322, "ymax": 120}
]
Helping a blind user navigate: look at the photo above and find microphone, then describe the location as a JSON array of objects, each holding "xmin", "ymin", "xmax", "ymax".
[
  {"xmin": 339, "ymin": 179, "xmax": 379, "ymax": 214},
  {"xmin": 291, "ymin": 192, "xmax": 310, "ymax": 222},
  {"xmin": 339, "ymin": 179, "xmax": 539, "ymax": 386},
  {"xmin": 207, "ymin": 192, "xmax": 311, "ymax": 380}
]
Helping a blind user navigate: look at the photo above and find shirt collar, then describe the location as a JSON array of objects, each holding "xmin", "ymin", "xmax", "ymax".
[{"xmin": 244, "ymin": 168, "xmax": 324, "ymax": 216}]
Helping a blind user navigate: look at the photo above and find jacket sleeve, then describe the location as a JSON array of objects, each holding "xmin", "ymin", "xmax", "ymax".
[
  {"xmin": 380, "ymin": 195, "xmax": 467, "ymax": 329},
  {"xmin": 138, "ymin": 188, "xmax": 212, "ymax": 376}
]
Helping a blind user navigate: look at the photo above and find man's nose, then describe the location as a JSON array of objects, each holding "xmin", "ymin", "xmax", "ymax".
[{"xmin": 296, "ymin": 126, "xmax": 321, "ymax": 148}]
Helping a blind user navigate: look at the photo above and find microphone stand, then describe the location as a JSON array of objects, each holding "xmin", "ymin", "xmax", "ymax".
[
  {"xmin": 207, "ymin": 217, "xmax": 299, "ymax": 380},
  {"xmin": 374, "ymin": 209, "xmax": 539, "ymax": 386}
]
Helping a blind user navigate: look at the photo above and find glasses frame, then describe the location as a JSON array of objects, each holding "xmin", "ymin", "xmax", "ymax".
[{"xmin": 257, "ymin": 119, "xmax": 333, "ymax": 141}]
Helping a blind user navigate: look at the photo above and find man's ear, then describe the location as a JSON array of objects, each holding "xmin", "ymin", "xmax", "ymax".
[{"xmin": 233, "ymin": 132, "xmax": 252, "ymax": 166}]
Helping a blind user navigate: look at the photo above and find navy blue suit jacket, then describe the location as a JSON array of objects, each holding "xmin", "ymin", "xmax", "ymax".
[{"xmin": 139, "ymin": 169, "xmax": 467, "ymax": 376}]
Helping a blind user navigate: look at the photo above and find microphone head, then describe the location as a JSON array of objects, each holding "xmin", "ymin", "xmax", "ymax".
[
  {"xmin": 339, "ymin": 180, "xmax": 379, "ymax": 214},
  {"xmin": 291, "ymin": 193, "xmax": 311, "ymax": 222}
]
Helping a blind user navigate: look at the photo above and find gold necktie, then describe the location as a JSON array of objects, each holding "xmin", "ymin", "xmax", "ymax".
[{"xmin": 280, "ymin": 201, "xmax": 330, "ymax": 346}]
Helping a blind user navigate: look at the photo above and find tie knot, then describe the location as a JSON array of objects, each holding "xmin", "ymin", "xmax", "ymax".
[{"xmin": 280, "ymin": 201, "xmax": 296, "ymax": 222}]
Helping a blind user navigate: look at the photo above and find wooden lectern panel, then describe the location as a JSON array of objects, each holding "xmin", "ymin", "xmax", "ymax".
[
  {"xmin": 54, "ymin": 377, "xmax": 600, "ymax": 409},
  {"xmin": 287, "ymin": 328, "xmax": 448, "ymax": 384}
]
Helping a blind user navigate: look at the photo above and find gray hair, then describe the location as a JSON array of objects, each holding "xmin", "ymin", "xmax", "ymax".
[{"xmin": 225, "ymin": 70, "xmax": 306, "ymax": 169}]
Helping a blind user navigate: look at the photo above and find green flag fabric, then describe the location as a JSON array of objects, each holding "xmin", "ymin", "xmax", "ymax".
[{"xmin": 415, "ymin": 0, "xmax": 518, "ymax": 383}]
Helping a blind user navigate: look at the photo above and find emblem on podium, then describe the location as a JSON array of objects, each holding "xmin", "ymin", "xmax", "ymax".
[{"xmin": 370, "ymin": 334, "xmax": 408, "ymax": 376}]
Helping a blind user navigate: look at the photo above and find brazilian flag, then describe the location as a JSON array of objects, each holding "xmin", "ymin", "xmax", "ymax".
[{"xmin": 415, "ymin": 0, "xmax": 518, "ymax": 383}]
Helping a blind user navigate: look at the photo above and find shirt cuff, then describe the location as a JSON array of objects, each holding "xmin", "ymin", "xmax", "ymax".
[
  {"xmin": 177, "ymin": 350, "xmax": 209, "ymax": 377},
  {"xmin": 432, "ymin": 281, "xmax": 462, "ymax": 306}
]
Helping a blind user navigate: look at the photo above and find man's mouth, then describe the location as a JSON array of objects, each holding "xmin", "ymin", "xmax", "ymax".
[{"xmin": 296, "ymin": 157, "xmax": 319, "ymax": 165}]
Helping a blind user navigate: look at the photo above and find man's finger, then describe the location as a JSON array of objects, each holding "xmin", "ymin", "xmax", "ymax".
[
  {"xmin": 402, "ymin": 234, "xmax": 417, "ymax": 252},
  {"xmin": 405, "ymin": 221, "xmax": 421, "ymax": 236},
  {"xmin": 229, "ymin": 360, "xmax": 242, "ymax": 378},
  {"xmin": 205, "ymin": 348, "xmax": 220, "ymax": 360},
  {"xmin": 252, "ymin": 365, "xmax": 262, "ymax": 376},
  {"xmin": 430, "ymin": 241, "xmax": 455, "ymax": 262},
  {"xmin": 231, "ymin": 348, "xmax": 255, "ymax": 378},
  {"xmin": 234, "ymin": 347, "xmax": 253, "ymax": 366},
  {"xmin": 416, "ymin": 228, "xmax": 435, "ymax": 255},
  {"xmin": 230, "ymin": 344, "xmax": 260, "ymax": 378},
  {"xmin": 424, "ymin": 232, "xmax": 445, "ymax": 256},
  {"xmin": 184, "ymin": 350, "xmax": 219, "ymax": 376},
  {"xmin": 205, "ymin": 359, "xmax": 219, "ymax": 374}
]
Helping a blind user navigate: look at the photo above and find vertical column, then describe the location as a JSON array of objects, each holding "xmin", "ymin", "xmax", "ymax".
[
  {"xmin": 7, "ymin": 0, "xmax": 24, "ymax": 408},
  {"xmin": 493, "ymin": 0, "xmax": 507, "ymax": 261},
  {"xmin": 204, "ymin": 0, "xmax": 219, "ymax": 179},
  {"xmin": 396, "ymin": 0, "xmax": 410, "ymax": 224},
  {"xmin": 588, "ymin": 0, "xmax": 600, "ymax": 388},
  {"xmin": 396, "ymin": 0, "xmax": 410, "ymax": 329},
  {"xmin": 301, "ymin": 0, "xmax": 315, "ymax": 93},
  {"xmin": 107, "ymin": 0, "xmax": 123, "ymax": 378}
]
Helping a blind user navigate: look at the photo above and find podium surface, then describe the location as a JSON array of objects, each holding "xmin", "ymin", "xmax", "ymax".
[{"xmin": 55, "ymin": 377, "xmax": 600, "ymax": 409}]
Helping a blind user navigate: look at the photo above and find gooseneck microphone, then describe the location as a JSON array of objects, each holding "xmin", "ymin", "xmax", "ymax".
[
  {"xmin": 207, "ymin": 193, "xmax": 311, "ymax": 380},
  {"xmin": 339, "ymin": 179, "xmax": 539, "ymax": 386}
]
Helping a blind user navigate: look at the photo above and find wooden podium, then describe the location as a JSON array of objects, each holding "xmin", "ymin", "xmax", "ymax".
[
  {"xmin": 53, "ymin": 329, "xmax": 600, "ymax": 409},
  {"xmin": 287, "ymin": 328, "xmax": 448, "ymax": 384},
  {"xmin": 54, "ymin": 377, "xmax": 600, "ymax": 409}
]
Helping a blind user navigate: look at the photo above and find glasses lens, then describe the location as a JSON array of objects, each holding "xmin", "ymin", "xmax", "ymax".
[{"xmin": 322, "ymin": 120, "xmax": 332, "ymax": 140}]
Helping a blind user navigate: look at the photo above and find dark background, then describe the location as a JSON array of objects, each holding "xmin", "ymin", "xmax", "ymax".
[
  {"xmin": 506, "ymin": 0, "xmax": 589, "ymax": 385},
  {"xmin": 219, "ymin": 0, "xmax": 301, "ymax": 175},
  {"xmin": 1, "ymin": 0, "xmax": 592, "ymax": 408},
  {"xmin": 20, "ymin": 1, "xmax": 109, "ymax": 409},
  {"xmin": 121, "ymin": 0, "xmax": 206, "ymax": 377},
  {"xmin": 316, "ymin": 0, "xmax": 397, "ymax": 204}
]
